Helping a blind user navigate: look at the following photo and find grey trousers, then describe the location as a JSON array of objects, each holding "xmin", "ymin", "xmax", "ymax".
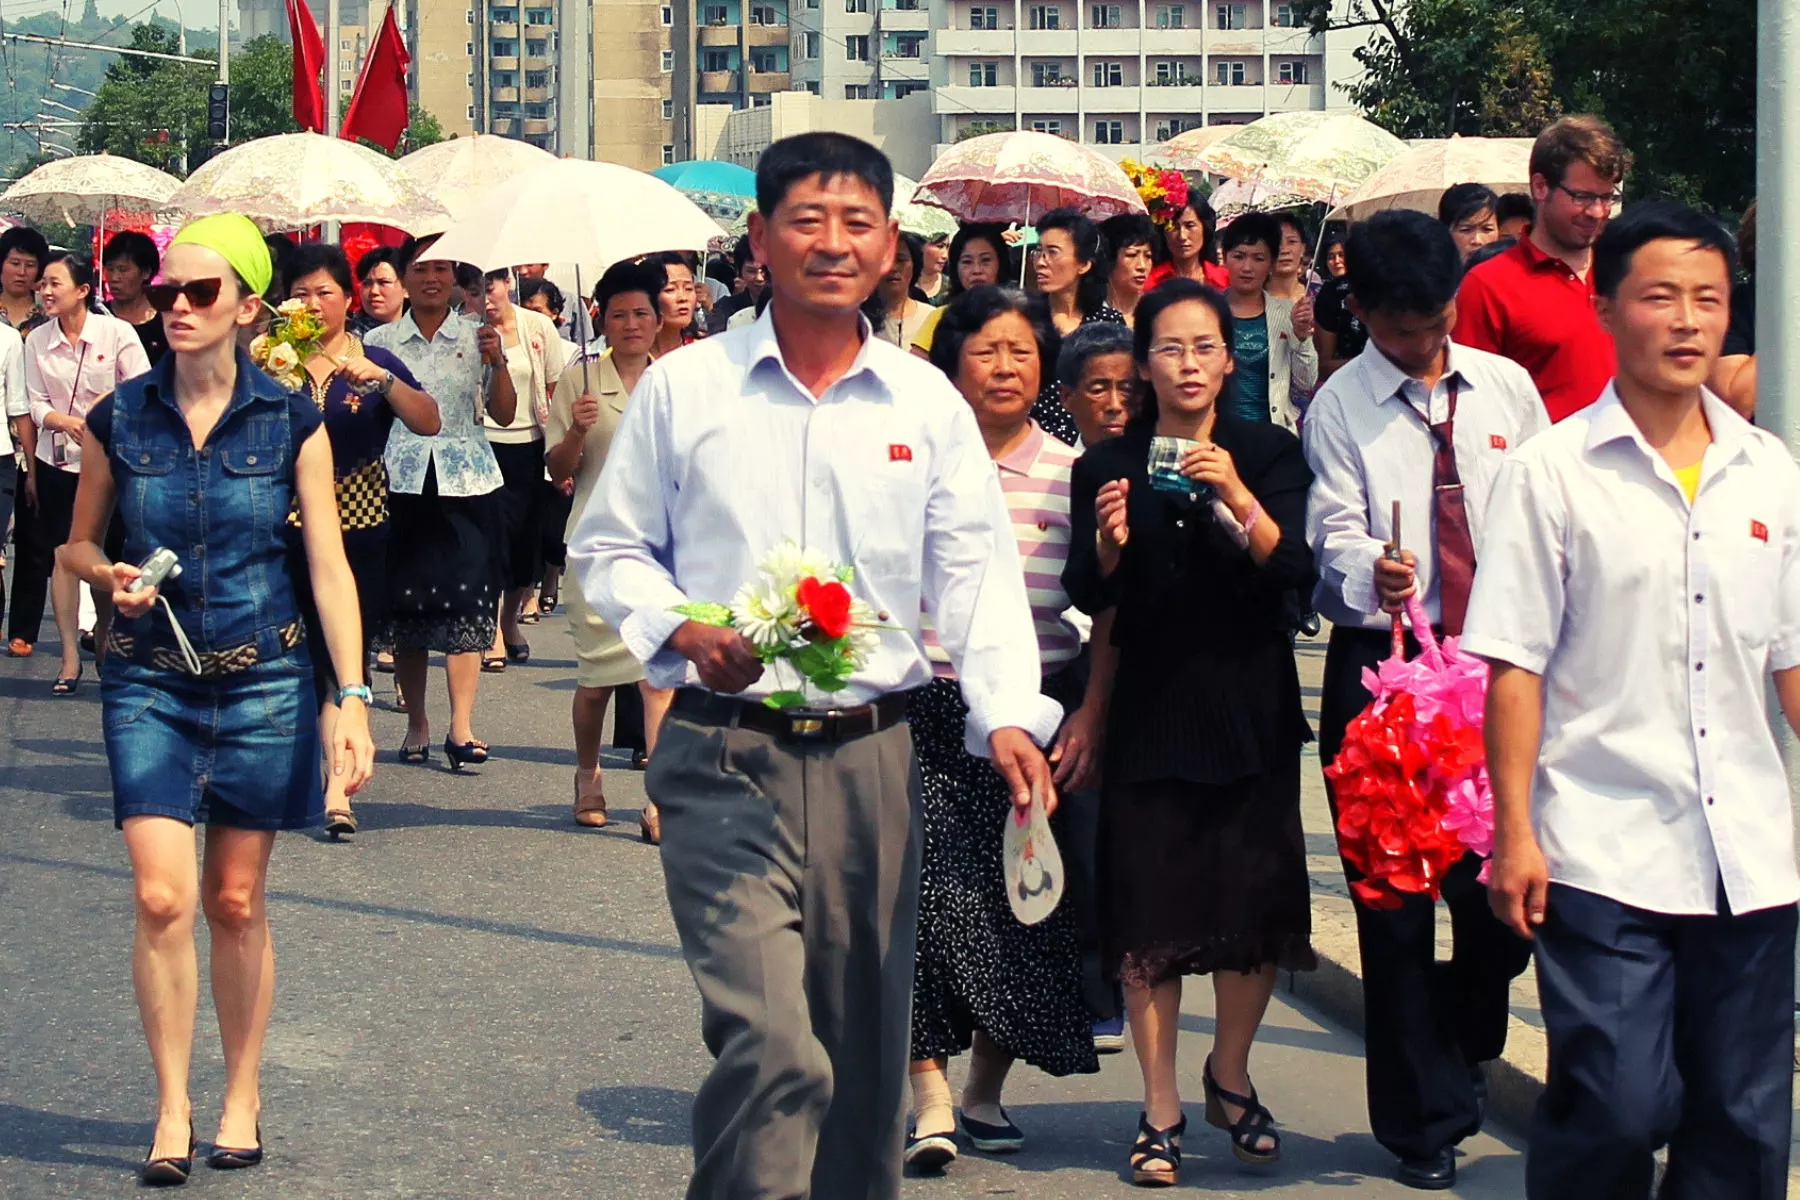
[{"xmin": 648, "ymin": 708, "xmax": 923, "ymax": 1200}]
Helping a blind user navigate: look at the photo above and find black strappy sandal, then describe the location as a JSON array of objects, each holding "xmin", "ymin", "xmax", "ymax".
[
  {"xmin": 1129, "ymin": 1112, "xmax": 1185, "ymax": 1187},
  {"xmin": 1204, "ymin": 1056, "xmax": 1281, "ymax": 1164},
  {"xmin": 397, "ymin": 741, "xmax": 431, "ymax": 766}
]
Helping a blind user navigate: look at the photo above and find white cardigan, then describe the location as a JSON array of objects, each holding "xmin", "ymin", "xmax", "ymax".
[{"xmin": 1246, "ymin": 291, "xmax": 1318, "ymax": 432}]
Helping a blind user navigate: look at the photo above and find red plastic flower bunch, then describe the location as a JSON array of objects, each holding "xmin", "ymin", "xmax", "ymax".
[
  {"xmin": 1119, "ymin": 159, "xmax": 1192, "ymax": 228},
  {"xmin": 795, "ymin": 575, "xmax": 853, "ymax": 640},
  {"xmin": 1327, "ymin": 693, "xmax": 1481, "ymax": 910}
]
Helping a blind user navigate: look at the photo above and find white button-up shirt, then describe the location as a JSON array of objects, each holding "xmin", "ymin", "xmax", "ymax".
[
  {"xmin": 1462, "ymin": 383, "xmax": 1800, "ymax": 916},
  {"xmin": 1304, "ymin": 340, "xmax": 1548, "ymax": 629},
  {"xmin": 567, "ymin": 306, "xmax": 1064, "ymax": 758},
  {"xmin": 0, "ymin": 322, "xmax": 26, "ymax": 457},
  {"xmin": 366, "ymin": 310, "xmax": 501, "ymax": 497},
  {"xmin": 25, "ymin": 311, "xmax": 152, "ymax": 473}
]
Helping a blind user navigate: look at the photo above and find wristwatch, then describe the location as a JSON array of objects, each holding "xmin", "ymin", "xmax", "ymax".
[
  {"xmin": 379, "ymin": 369, "xmax": 395, "ymax": 396},
  {"xmin": 336, "ymin": 684, "xmax": 373, "ymax": 706}
]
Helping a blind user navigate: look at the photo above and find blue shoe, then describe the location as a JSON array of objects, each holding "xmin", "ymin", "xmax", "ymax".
[
  {"xmin": 1093, "ymin": 1015, "xmax": 1127, "ymax": 1054},
  {"xmin": 961, "ymin": 1109, "xmax": 1024, "ymax": 1154}
]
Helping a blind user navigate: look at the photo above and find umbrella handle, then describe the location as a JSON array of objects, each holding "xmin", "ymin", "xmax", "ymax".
[{"xmin": 1389, "ymin": 611, "xmax": 1405, "ymax": 662}]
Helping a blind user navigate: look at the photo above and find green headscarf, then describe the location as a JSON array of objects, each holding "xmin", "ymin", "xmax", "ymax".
[{"xmin": 169, "ymin": 213, "xmax": 272, "ymax": 299}]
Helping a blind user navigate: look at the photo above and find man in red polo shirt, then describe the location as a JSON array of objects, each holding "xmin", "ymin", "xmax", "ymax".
[{"xmin": 1454, "ymin": 115, "xmax": 1631, "ymax": 422}]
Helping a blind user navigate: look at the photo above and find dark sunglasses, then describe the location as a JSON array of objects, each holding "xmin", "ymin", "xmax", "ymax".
[{"xmin": 145, "ymin": 278, "xmax": 224, "ymax": 312}]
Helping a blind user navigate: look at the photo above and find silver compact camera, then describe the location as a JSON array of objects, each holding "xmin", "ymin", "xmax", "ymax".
[{"xmin": 127, "ymin": 547, "xmax": 182, "ymax": 594}]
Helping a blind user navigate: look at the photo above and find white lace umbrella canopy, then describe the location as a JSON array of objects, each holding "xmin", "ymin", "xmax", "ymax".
[{"xmin": 168, "ymin": 132, "xmax": 449, "ymax": 233}]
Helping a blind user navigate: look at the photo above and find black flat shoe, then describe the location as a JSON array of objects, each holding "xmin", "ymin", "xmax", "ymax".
[
  {"xmin": 904, "ymin": 1129, "xmax": 957, "ymax": 1173},
  {"xmin": 443, "ymin": 737, "xmax": 489, "ymax": 771},
  {"xmin": 207, "ymin": 1123, "xmax": 264, "ymax": 1171},
  {"xmin": 397, "ymin": 741, "xmax": 431, "ymax": 765},
  {"xmin": 1396, "ymin": 1148, "xmax": 1456, "ymax": 1190},
  {"xmin": 505, "ymin": 640, "xmax": 530, "ymax": 663},
  {"xmin": 50, "ymin": 666, "xmax": 81, "ymax": 696},
  {"xmin": 961, "ymin": 1109, "xmax": 1024, "ymax": 1154},
  {"xmin": 142, "ymin": 1122, "xmax": 196, "ymax": 1187}
]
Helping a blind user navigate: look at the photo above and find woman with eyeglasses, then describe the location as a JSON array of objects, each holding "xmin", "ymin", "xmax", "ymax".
[
  {"xmin": 280, "ymin": 242, "xmax": 439, "ymax": 837},
  {"xmin": 58, "ymin": 213, "xmax": 375, "ymax": 1186},
  {"xmin": 1063, "ymin": 279, "xmax": 1316, "ymax": 1186},
  {"xmin": 8, "ymin": 252, "xmax": 152, "ymax": 685}
]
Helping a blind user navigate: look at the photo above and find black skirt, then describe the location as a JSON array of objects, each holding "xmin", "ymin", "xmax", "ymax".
[
  {"xmin": 490, "ymin": 438, "xmax": 546, "ymax": 591},
  {"xmin": 384, "ymin": 466, "xmax": 501, "ymax": 655},
  {"xmin": 290, "ymin": 530, "xmax": 388, "ymax": 702},
  {"xmin": 908, "ymin": 673, "xmax": 1099, "ymax": 1077}
]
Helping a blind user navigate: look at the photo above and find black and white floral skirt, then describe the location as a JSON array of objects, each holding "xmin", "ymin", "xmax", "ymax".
[
  {"xmin": 907, "ymin": 674, "xmax": 1098, "ymax": 1077},
  {"xmin": 383, "ymin": 466, "xmax": 501, "ymax": 656}
]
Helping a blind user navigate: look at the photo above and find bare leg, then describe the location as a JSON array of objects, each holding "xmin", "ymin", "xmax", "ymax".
[
  {"xmin": 1209, "ymin": 965, "xmax": 1279, "ymax": 1152},
  {"xmin": 202, "ymin": 826, "xmax": 278, "ymax": 1149},
  {"xmin": 122, "ymin": 816, "xmax": 200, "ymax": 1161},
  {"xmin": 444, "ymin": 650, "xmax": 483, "ymax": 747},
  {"xmin": 573, "ymin": 683, "xmax": 611, "ymax": 800},
  {"xmin": 91, "ymin": 583, "xmax": 113, "ymax": 664},
  {"xmin": 639, "ymin": 682, "xmax": 674, "ymax": 824},
  {"xmin": 960, "ymin": 1031, "xmax": 1017, "ymax": 1126},
  {"xmin": 1128, "ymin": 979, "xmax": 1184, "ymax": 1174},
  {"xmin": 395, "ymin": 648, "xmax": 430, "ymax": 749},
  {"xmin": 493, "ymin": 587, "xmax": 534, "ymax": 655},
  {"xmin": 51, "ymin": 560, "xmax": 81, "ymax": 679}
]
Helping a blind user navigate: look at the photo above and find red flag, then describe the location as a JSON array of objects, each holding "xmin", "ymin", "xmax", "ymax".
[
  {"xmin": 340, "ymin": 8, "xmax": 411, "ymax": 150},
  {"xmin": 286, "ymin": 0, "xmax": 326, "ymax": 132}
]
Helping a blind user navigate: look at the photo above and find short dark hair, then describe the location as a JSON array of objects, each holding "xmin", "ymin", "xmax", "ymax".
[
  {"xmin": 733, "ymin": 235, "xmax": 754, "ymax": 272},
  {"xmin": 44, "ymin": 251, "xmax": 100, "ymax": 312},
  {"xmin": 262, "ymin": 233, "xmax": 296, "ymax": 297},
  {"xmin": 947, "ymin": 223, "xmax": 1011, "ymax": 297},
  {"xmin": 1100, "ymin": 212, "xmax": 1156, "ymax": 258},
  {"xmin": 1035, "ymin": 207, "xmax": 1107, "ymax": 314},
  {"xmin": 755, "ymin": 131, "xmax": 893, "ymax": 217},
  {"xmin": 1495, "ymin": 192, "xmax": 1535, "ymax": 226},
  {"xmin": 1531, "ymin": 113, "xmax": 1630, "ymax": 189},
  {"xmin": 892, "ymin": 230, "xmax": 924, "ymax": 286},
  {"xmin": 1343, "ymin": 210, "xmax": 1465, "ymax": 316},
  {"xmin": 928, "ymin": 285, "xmax": 1061, "ymax": 391},
  {"xmin": 356, "ymin": 245, "xmax": 403, "ymax": 283},
  {"xmin": 483, "ymin": 267, "xmax": 511, "ymax": 288},
  {"xmin": 1438, "ymin": 182, "xmax": 1499, "ymax": 228},
  {"xmin": 1592, "ymin": 201, "xmax": 1737, "ymax": 301},
  {"xmin": 395, "ymin": 234, "xmax": 436, "ymax": 273},
  {"xmin": 519, "ymin": 275, "xmax": 565, "ymax": 314},
  {"xmin": 102, "ymin": 229, "xmax": 159, "ymax": 276},
  {"xmin": 1056, "ymin": 319, "xmax": 1135, "ymax": 392},
  {"xmin": 0, "ymin": 226, "xmax": 49, "ymax": 276},
  {"xmin": 456, "ymin": 263, "xmax": 485, "ymax": 293},
  {"xmin": 282, "ymin": 241, "xmax": 353, "ymax": 294},
  {"xmin": 596, "ymin": 259, "xmax": 666, "ymax": 319},
  {"xmin": 1219, "ymin": 211, "xmax": 1281, "ymax": 259},
  {"xmin": 1129, "ymin": 278, "xmax": 1235, "ymax": 433}
]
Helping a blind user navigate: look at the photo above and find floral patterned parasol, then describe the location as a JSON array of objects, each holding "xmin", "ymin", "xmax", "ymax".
[
  {"xmin": 1, "ymin": 153, "xmax": 182, "ymax": 225},
  {"xmin": 914, "ymin": 131, "xmax": 1146, "ymax": 224},
  {"xmin": 169, "ymin": 132, "xmax": 449, "ymax": 234},
  {"xmin": 721, "ymin": 173, "xmax": 958, "ymax": 242},
  {"xmin": 1327, "ymin": 135, "xmax": 1534, "ymax": 222},
  {"xmin": 1193, "ymin": 112, "xmax": 1409, "ymax": 204},
  {"xmin": 1146, "ymin": 124, "xmax": 1239, "ymax": 171}
]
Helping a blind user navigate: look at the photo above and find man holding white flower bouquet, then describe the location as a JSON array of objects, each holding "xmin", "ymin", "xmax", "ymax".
[{"xmin": 569, "ymin": 132, "xmax": 1061, "ymax": 1200}]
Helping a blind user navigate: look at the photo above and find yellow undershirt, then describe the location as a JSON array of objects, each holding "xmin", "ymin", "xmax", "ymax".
[{"xmin": 1673, "ymin": 461, "xmax": 1702, "ymax": 502}]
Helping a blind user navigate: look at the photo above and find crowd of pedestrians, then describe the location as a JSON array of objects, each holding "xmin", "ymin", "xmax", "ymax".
[{"xmin": 0, "ymin": 114, "xmax": 1786, "ymax": 1200}]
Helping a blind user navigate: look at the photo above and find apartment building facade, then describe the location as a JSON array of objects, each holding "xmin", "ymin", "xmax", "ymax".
[
  {"xmin": 930, "ymin": 0, "xmax": 1366, "ymax": 158},
  {"xmin": 788, "ymin": 0, "xmax": 933, "ymax": 102}
]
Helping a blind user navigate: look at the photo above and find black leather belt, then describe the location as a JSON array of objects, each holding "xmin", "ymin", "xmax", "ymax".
[{"xmin": 672, "ymin": 687, "xmax": 912, "ymax": 743}]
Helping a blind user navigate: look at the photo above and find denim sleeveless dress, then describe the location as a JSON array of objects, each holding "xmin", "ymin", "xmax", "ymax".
[{"xmin": 90, "ymin": 351, "xmax": 327, "ymax": 831}]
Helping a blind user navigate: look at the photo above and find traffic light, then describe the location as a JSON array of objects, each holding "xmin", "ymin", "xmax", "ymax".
[{"xmin": 207, "ymin": 83, "xmax": 229, "ymax": 141}]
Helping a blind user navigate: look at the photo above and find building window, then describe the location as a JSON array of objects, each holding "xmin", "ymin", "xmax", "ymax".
[
  {"xmin": 1154, "ymin": 59, "xmax": 1190, "ymax": 84},
  {"xmin": 804, "ymin": 31, "xmax": 821, "ymax": 56},
  {"xmin": 1215, "ymin": 2, "xmax": 1245, "ymax": 27},
  {"xmin": 1091, "ymin": 60, "xmax": 1123, "ymax": 86},
  {"xmin": 1031, "ymin": 118, "xmax": 1063, "ymax": 135},
  {"xmin": 846, "ymin": 0, "xmax": 867, "ymax": 10},
  {"xmin": 1089, "ymin": 3, "xmax": 1120, "ymax": 26},
  {"xmin": 805, "ymin": 80, "xmax": 821, "ymax": 94},
  {"xmin": 466, "ymin": 104, "xmax": 476, "ymax": 119},
  {"xmin": 845, "ymin": 83, "xmax": 873, "ymax": 98},
  {"xmin": 1280, "ymin": 59, "xmax": 1310, "ymax": 83},
  {"xmin": 1094, "ymin": 119, "xmax": 1124, "ymax": 144},
  {"xmin": 1154, "ymin": 4, "xmax": 1183, "ymax": 26},
  {"xmin": 1216, "ymin": 58, "xmax": 1246, "ymax": 84},
  {"xmin": 890, "ymin": 80, "xmax": 926, "ymax": 97},
  {"xmin": 1153, "ymin": 118, "xmax": 1199, "ymax": 140},
  {"xmin": 846, "ymin": 34, "xmax": 868, "ymax": 59},
  {"xmin": 968, "ymin": 61, "xmax": 998, "ymax": 86},
  {"xmin": 970, "ymin": 6, "xmax": 998, "ymax": 28},
  {"xmin": 660, "ymin": 3, "xmax": 673, "ymax": 23},
  {"xmin": 1028, "ymin": 3, "xmax": 1060, "ymax": 27},
  {"xmin": 525, "ymin": 7, "xmax": 552, "ymax": 23},
  {"xmin": 703, "ymin": 48, "xmax": 733, "ymax": 71},
  {"xmin": 704, "ymin": 3, "xmax": 728, "ymax": 21},
  {"xmin": 751, "ymin": 46, "xmax": 786, "ymax": 70},
  {"xmin": 662, "ymin": 97, "xmax": 674, "ymax": 118},
  {"xmin": 662, "ymin": 49, "xmax": 674, "ymax": 70},
  {"xmin": 526, "ymin": 69, "xmax": 548, "ymax": 86},
  {"xmin": 751, "ymin": 4, "xmax": 779, "ymax": 23},
  {"xmin": 526, "ymin": 37, "xmax": 548, "ymax": 54},
  {"xmin": 1273, "ymin": 2, "xmax": 1295, "ymax": 23},
  {"xmin": 466, "ymin": 40, "xmax": 474, "ymax": 54},
  {"xmin": 663, "ymin": 144, "xmax": 676, "ymax": 164},
  {"xmin": 1031, "ymin": 61, "xmax": 1067, "ymax": 85}
]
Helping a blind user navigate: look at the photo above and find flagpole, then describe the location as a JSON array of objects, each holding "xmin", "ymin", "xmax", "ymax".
[{"xmin": 323, "ymin": 0, "xmax": 340, "ymax": 241}]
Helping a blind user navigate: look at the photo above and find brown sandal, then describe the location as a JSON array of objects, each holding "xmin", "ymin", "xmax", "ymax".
[
  {"xmin": 324, "ymin": 808, "xmax": 358, "ymax": 839},
  {"xmin": 640, "ymin": 801, "xmax": 662, "ymax": 845},
  {"xmin": 574, "ymin": 774, "xmax": 608, "ymax": 827}
]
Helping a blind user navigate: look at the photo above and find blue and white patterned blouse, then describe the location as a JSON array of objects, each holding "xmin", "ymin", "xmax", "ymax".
[{"xmin": 366, "ymin": 310, "xmax": 503, "ymax": 497}]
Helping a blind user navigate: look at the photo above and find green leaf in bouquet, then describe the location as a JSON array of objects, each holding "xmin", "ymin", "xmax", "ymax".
[
  {"xmin": 764, "ymin": 690, "xmax": 809, "ymax": 710},
  {"xmin": 672, "ymin": 601, "xmax": 734, "ymax": 626}
]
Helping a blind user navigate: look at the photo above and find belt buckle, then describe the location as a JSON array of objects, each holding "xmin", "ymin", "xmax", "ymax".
[{"xmin": 787, "ymin": 710, "xmax": 838, "ymax": 741}]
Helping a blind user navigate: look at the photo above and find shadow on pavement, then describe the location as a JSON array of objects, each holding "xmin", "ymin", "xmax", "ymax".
[
  {"xmin": 576, "ymin": 1085, "xmax": 694, "ymax": 1147},
  {"xmin": 0, "ymin": 1103, "xmax": 143, "ymax": 1172}
]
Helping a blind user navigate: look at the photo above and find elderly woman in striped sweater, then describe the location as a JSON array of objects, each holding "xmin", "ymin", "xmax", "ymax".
[{"xmin": 900, "ymin": 285, "xmax": 1100, "ymax": 1175}]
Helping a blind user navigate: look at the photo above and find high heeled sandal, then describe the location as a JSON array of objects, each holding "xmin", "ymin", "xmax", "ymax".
[
  {"xmin": 1130, "ymin": 1112, "xmax": 1185, "ymax": 1187},
  {"xmin": 1204, "ymin": 1056, "xmax": 1281, "ymax": 1164},
  {"xmin": 444, "ymin": 737, "xmax": 489, "ymax": 771},
  {"xmin": 206, "ymin": 1122, "xmax": 264, "ymax": 1170},
  {"xmin": 141, "ymin": 1120, "xmax": 196, "ymax": 1187}
]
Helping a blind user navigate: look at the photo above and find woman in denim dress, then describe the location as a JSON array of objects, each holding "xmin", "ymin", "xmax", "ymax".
[{"xmin": 59, "ymin": 214, "xmax": 376, "ymax": 1185}]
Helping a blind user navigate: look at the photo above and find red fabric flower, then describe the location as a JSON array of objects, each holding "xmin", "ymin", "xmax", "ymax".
[{"xmin": 796, "ymin": 576, "xmax": 853, "ymax": 639}]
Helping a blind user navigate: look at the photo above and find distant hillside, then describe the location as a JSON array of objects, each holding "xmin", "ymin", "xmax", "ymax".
[{"xmin": 0, "ymin": 1, "xmax": 213, "ymax": 170}]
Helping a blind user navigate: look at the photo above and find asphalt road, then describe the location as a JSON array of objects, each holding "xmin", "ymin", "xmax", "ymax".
[{"xmin": 0, "ymin": 613, "xmax": 1526, "ymax": 1198}]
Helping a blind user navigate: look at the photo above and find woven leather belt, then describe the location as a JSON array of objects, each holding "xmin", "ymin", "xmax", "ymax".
[
  {"xmin": 672, "ymin": 687, "xmax": 912, "ymax": 743},
  {"xmin": 106, "ymin": 619, "xmax": 305, "ymax": 680}
]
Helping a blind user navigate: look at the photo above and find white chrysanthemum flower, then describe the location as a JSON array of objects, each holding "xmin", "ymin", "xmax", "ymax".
[
  {"xmin": 845, "ymin": 598, "xmax": 882, "ymax": 663},
  {"xmin": 730, "ymin": 579, "xmax": 798, "ymax": 651},
  {"xmin": 759, "ymin": 540, "xmax": 836, "ymax": 589}
]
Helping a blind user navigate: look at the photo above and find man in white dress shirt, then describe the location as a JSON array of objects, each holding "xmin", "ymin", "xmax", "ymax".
[
  {"xmin": 1468, "ymin": 203, "xmax": 1800, "ymax": 1198},
  {"xmin": 1304, "ymin": 210, "xmax": 1547, "ymax": 1191},
  {"xmin": 568, "ymin": 133, "xmax": 1059, "ymax": 1200}
]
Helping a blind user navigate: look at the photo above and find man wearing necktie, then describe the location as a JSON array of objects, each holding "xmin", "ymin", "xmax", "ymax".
[{"xmin": 1303, "ymin": 211, "xmax": 1548, "ymax": 1191}]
